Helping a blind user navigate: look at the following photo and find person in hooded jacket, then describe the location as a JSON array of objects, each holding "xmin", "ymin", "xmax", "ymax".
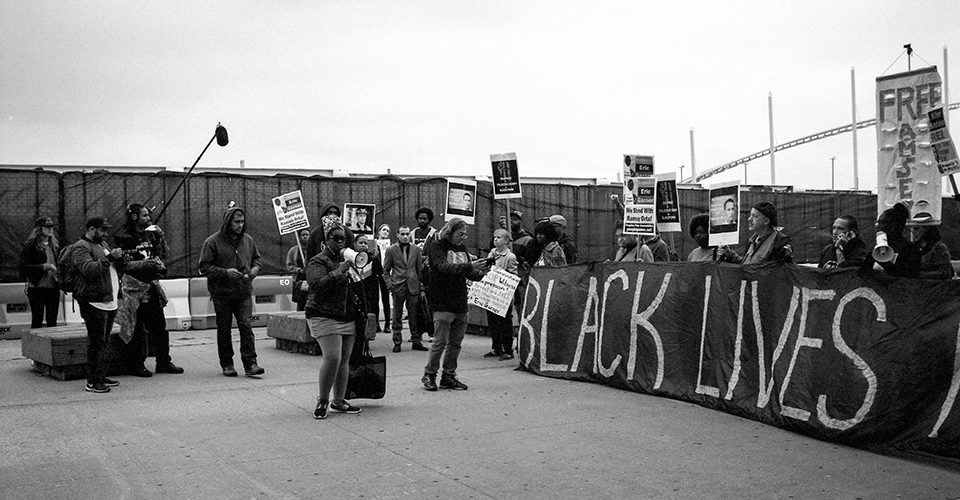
[{"xmin": 199, "ymin": 206, "xmax": 265, "ymax": 378}]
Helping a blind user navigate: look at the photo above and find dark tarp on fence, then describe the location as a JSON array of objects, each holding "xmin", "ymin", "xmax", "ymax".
[
  {"xmin": 1, "ymin": 167, "xmax": 958, "ymax": 282},
  {"xmin": 518, "ymin": 261, "xmax": 960, "ymax": 459}
]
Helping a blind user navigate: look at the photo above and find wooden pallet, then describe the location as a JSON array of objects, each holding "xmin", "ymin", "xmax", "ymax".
[{"xmin": 274, "ymin": 337, "xmax": 322, "ymax": 356}]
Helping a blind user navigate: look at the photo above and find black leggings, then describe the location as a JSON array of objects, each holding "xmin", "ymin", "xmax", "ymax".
[{"xmin": 27, "ymin": 287, "xmax": 60, "ymax": 328}]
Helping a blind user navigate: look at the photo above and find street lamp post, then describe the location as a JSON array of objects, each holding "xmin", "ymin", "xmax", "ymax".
[{"xmin": 830, "ymin": 156, "xmax": 836, "ymax": 190}]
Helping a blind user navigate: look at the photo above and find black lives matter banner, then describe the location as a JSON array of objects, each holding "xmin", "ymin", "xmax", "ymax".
[{"xmin": 518, "ymin": 262, "xmax": 960, "ymax": 458}]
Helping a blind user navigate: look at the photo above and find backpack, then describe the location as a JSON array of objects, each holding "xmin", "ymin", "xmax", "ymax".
[{"xmin": 57, "ymin": 242, "xmax": 80, "ymax": 293}]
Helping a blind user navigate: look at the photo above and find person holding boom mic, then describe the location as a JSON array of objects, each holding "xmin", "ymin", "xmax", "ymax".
[{"xmin": 305, "ymin": 215, "xmax": 363, "ymax": 419}]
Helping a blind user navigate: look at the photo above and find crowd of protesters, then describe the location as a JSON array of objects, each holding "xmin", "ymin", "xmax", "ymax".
[{"xmin": 16, "ymin": 193, "xmax": 955, "ymax": 409}]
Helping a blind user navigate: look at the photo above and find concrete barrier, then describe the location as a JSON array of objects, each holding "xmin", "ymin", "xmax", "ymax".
[
  {"xmin": 160, "ymin": 278, "xmax": 192, "ymax": 331},
  {"xmin": 0, "ymin": 283, "xmax": 63, "ymax": 340},
  {"xmin": 190, "ymin": 275, "xmax": 297, "ymax": 329}
]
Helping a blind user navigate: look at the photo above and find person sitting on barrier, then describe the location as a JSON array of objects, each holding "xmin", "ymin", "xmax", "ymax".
[
  {"xmin": 287, "ymin": 228, "xmax": 311, "ymax": 311},
  {"xmin": 718, "ymin": 201, "xmax": 793, "ymax": 265},
  {"xmin": 74, "ymin": 216, "xmax": 124, "ymax": 393},
  {"xmin": 910, "ymin": 224, "xmax": 954, "ymax": 280},
  {"xmin": 483, "ymin": 228, "xmax": 518, "ymax": 361},
  {"xmin": 863, "ymin": 203, "xmax": 919, "ymax": 278},
  {"xmin": 113, "ymin": 204, "xmax": 184, "ymax": 377},
  {"xmin": 199, "ymin": 205, "xmax": 265, "ymax": 378},
  {"xmin": 818, "ymin": 215, "xmax": 867, "ymax": 270},
  {"xmin": 686, "ymin": 214, "xmax": 719, "ymax": 262},
  {"xmin": 612, "ymin": 223, "xmax": 654, "ymax": 263},
  {"xmin": 421, "ymin": 217, "xmax": 489, "ymax": 391},
  {"xmin": 383, "ymin": 226, "xmax": 427, "ymax": 353},
  {"xmin": 18, "ymin": 216, "xmax": 61, "ymax": 328},
  {"xmin": 306, "ymin": 215, "xmax": 363, "ymax": 419},
  {"xmin": 534, "ymin": 220, "xmax": 567, "ymax": 267},
  {"xmin": 375, "ymin": 223, "xmax": 392, "ymax": 333}
]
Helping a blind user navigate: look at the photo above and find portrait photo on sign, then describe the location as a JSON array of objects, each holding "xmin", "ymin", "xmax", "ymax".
[
  {"xmin": 444, "ymin": 179, "xmax": 477, "ymax": 224},
  {"xmin": 344, "ymin": 203, "xmax": 375, "ymax": 235},
  {"xmin": 708, "ymin": 181, "xmax": 740, "ymax": 246}
]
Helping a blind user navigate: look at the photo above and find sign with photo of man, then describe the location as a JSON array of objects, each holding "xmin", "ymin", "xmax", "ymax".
[
  {"xmin": 445, "ymin": 179, "xmax": 477, "ymax": 225},
  {"xmin": 344, "ymin": 203, "xmax": 375, "ymax": 235},
  {"xmin": 708, "ymin": 181, "xmax": 740, "ymax": 246}
]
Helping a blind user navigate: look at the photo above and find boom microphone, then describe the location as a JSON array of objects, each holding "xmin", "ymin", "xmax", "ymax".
[
  {"xmin": 216, "ymin": 123, "xmax": 229, "ymax": 147},
  {"xmin": 872, "ymin": 231, "xmax": 896, "ymax": 263}
]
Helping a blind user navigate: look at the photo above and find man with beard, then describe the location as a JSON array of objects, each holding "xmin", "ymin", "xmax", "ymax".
[
  {"xmin": 113, "ymin": 204, "xmax": 184, "ymax": 377},
  {"xmin": 73, "ymin": 217, "xmax": 124, "ymax": 393},
  {"xmin": 199, "ymin": 205, "xmax": 265, "ymax": 378}
]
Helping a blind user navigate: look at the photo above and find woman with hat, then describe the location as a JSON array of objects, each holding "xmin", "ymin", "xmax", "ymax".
[
  {"xmin": 18, "ymin": 217, "xmax": 61, "ymax": 328},
  {"xmin": 719, "ymin": 201, "xmax": 793, "ymax": 264},
  {"xmin": 305, "ymin": 215, "xmax": 363, "ymax": 420}
]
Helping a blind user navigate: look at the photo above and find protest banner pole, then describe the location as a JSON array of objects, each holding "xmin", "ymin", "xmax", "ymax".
[{"xmin": 506, "ymin": 199, "xmax": 511, "ymax": 231}]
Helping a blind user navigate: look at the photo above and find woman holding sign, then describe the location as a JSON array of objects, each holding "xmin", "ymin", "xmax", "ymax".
[{"xmin": 483, "ymin": 229, "xmax": 518, "ymax": 361}]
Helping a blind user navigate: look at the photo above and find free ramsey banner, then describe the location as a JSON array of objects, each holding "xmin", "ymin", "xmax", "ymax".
[
  {"xmin": 518, "ymin": 262, "xmax": 960, "ymax": 458},
  {"xmin": 875, "ymin": 66, "xmax": 944, "ymax": 224}
]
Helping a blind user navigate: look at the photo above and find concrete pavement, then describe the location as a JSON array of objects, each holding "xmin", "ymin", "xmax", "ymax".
[{"xmin": 1, "ymin": 328, "xmax": 959, "ymax": 499}]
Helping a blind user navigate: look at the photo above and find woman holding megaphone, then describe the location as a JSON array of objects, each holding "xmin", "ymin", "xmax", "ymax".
[
  {"xmin": 304, "ymin": 215, "xmax": 364, "ymax": 420},
  {"xmin": 865, "ymin": 203, "xmax": 920, "ymax": 278}
]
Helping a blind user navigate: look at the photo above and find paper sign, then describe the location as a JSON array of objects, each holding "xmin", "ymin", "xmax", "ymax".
[
  {"xmin": 622, "ymin": 176, "xmax": 656, "ymax": 236},
  {"xmin": 928, "ymin": 108, "xmax": 960, "ymax": 176},
  {"xmin": 655, "ymin": 172, "xmax": 681, "ymax": 233},
  {"xmin": 445, "ymin": 179, "xmax": 477, "ymax": 225},
  {"xmin": 344, "ymin": 203, "xmax": 375, "ymax": 235},
  {"xmin": 624, "ymin": 155, "xmax": 654, "ymax": 177},
  {"xmin": 490, "ymin": 152, "xmax": 522, "ymax": 199},
  {"xmin": 272, "ymin": 190, "xmax": 310, "ymax": 235},
  {"xmin": 708, "ymin": 181, "xmax": 740, "ymax": 247},
  {"xmin": 467, "ymin": 266, "xmax": 521, "ymax": 317}
]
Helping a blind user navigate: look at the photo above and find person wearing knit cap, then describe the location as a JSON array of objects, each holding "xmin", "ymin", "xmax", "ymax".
[
  {"xmin": 719, "ymin": 201, "xmax": 793, "ymax": 265},
  {"xmin": 549, "ymin": 214, "xmax": 578, "ymax": 264},
  {"xmin": 199, "ymin": 205, "xmax": 265, "ymax": 378}
]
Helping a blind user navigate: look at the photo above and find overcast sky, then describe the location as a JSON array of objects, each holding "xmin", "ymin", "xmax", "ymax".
[{"xmin": 2, "ymin": 1, "xmax": 957, "ymax": 191}]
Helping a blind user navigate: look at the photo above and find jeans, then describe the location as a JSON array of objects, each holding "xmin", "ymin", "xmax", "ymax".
[
  {"xmin": 122, "ymin": 294, "xmax": 172, "ymax": 368},
  {"xmin": 27, "ymin": 287, "xmax": 60, "ymax": 328},
  {"xmin": 424, "ymin": 311, "xmax": 468, "ymax": 377},
  {"xmin": 78, "ymin": 301, "xmax": 116, "ymax": 384},
  {"xmin": 391, "ymin": 288, "xmax": 421, "ymax": 345},
  {"xmin": 213, "ymin": 296, "xmax": 257, "ymax": 369},
  {"xmin": 486, "ymin": 308, "xmax": 514, "ymax": 355}
]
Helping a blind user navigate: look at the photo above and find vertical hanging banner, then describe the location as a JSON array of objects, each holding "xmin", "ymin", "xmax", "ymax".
[
  {"xmin": 876, "ymin": 66, "xmax": 944, "ymax": 224},
  {"xmin": 708, "ymin": 180, "xmax": 740, "ymax": 246},
  {"xmin": 272, "ymin": 190, "xmax": 310, "ymax": 235},
  {"xmin": 622, "ymin": 155, "xmax": 655, "ymax": 236},
  {"xmin": 490, "ymin": 152, "xmax": 522, "ymax": 199},
  {"xmin": 445, "ymin": 179, "xmax": 477, "ymax": 225},
  {"xmin": 654, "ymin": 172, "xmax": 681, "ymax": 233},
  {"xmin": 928, "ymin": 107, "xmax": 960, "ymax": 176}
]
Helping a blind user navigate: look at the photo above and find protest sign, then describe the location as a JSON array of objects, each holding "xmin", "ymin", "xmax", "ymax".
[
  {"xmin": 271, "ymin": 190, "xmax": 309, "ymax": 235},
  {"xmin": 708, "ymin": 181, "xmax": 740, "ymax": 246},
  {"xmin": 344, "ymin": 203, "xmax": 375, "ymax": 235},
  {"xmin": 622, "ymin": 177, "xmax": 656, "ymax": 236},
  {"xmin": 490, "ymin": 152, "xmax": 522, "ymax": 199},
  {"xmin": 518, "ymin": 262, "xmax": 960, "ymax": 459},
  {"xmin": 928, "ymin": 107, "xmax": 960, "ymax": 176},
  {"xmin": 467, "ymin": 266, "xmax": 521, "ymax": 317},
  {"xmin": 445, "ymin": 179, "xmax": 477, "ymax": 225},
  {"xmin": 876, "ymin": 66, "xmax": 943, "ymax": 223},
  {"xmin": 623, "ymin": 155, "xmax": 654, "ymax": 177},
  {"xmin": 654, "ymin": 172, "xmax": 681, "ymax": 233}
]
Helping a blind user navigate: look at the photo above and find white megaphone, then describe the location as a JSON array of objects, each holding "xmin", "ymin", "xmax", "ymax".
[
  {"xmin": 872, "ymin": 231, "xmax": 896, "ymax": 263},
  {"xmin": 341, "ymin": 248, "xmax": 369, "ymax": 267}
]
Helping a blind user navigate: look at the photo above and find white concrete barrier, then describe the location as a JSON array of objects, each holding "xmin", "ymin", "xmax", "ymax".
[
  {"xmin": 160, "ymin": 278, "xmax": 192, "ymax": 331},
  {"xmin": 190, "ymin": 275, "xmax": 297, "ymax": 329},
  {"xmin": 0, "ymin": 283, "xmax": 37, "ymax": 339}
]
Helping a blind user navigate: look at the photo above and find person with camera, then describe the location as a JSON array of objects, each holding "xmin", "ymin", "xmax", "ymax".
[
  {"xmin": 114, "ymin": 204, "xmax": 184, "ymax": 377},
  {"xmin": 421, "ymin": 217, "xmax": 489, "ymax": 391},
  {"xmin": 305, "ymin": 215, "xmax": 363, "ymax": 419},
  {"xmin": 818, "ymin": 215, "xmax": 867, "ymax": 270}
]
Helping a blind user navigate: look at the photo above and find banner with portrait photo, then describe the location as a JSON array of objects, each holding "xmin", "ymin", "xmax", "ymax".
[
  {"xmin": 654, "ymin": 172, "xmax": 681, "ymax": 233},
  {"xmin": 876, "ymin": 66, "xmax": 943, "ymax": 224},
  {"xmin": 272, "ymin": 190, "xmax": 310, "ymax": 235},
  {"xmin": 708, "ymin": 181, "xmax": 740, "ymax": 246},
  {"xmin": 445, "ymin": 179, "xmax": 477, "ymax": 225},
  {"xmin": 344, "ymin": 203, "xmax": 375, "ymax": 236}
]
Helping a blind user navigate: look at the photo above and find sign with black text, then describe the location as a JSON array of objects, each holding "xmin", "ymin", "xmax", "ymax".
[
  {"xmin": 654, "ymin": 172, "xmax": 681, "ymax": 233},
  {"xmin": 272, "ymin": 190, "xmax": 310, "ymax": 235}
]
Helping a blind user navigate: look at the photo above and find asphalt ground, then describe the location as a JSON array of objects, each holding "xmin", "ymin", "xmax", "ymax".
[{"xmin": 1, "ymin": 327, "xmax": 959, "ymax": 499}]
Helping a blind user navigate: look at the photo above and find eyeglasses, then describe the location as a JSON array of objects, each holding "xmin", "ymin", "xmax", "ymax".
[{"xmin": 331, "ymin": 235, "xmax": 345, "ymax": 242}]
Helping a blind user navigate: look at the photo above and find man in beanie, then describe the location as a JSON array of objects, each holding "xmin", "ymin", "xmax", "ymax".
[
  {"xmin": 73, "ymin": 216, "xmax": 124, "ymax": 393},
  {"xmin": 199, "ymin": 205, "xmax": 265, "ymax": 377},
  {"xmin": 549, "ymin": 214, "xmax": 578, "ymax": 264},
  {"xmin": 719, "ymin": 201, "xmax": 793, "ymax": 264}
]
